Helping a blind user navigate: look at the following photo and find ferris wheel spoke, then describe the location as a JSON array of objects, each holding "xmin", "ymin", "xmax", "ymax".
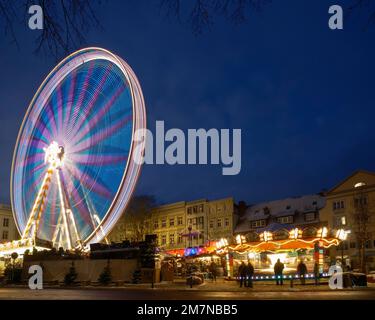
[
  {"xmin": 70, "ymin": 65, "xmax": 113, "ymax": 139},
  {"xmin": 61, "ymin": 70, "xmax": 77, "ymax": 130},
  {"xmin": 70, "ymin": 84, "xmax": 126, "ymax": 145},
  {"xmin": 66, "ymin": 61, "xmax": 95, "ymax": 135},
  {"xmin": 70, "ymin": 114, "xmax": 132, "ymax": 154},
  {"xmin": 66, "ymin": 164, "xmax": 112, "ymax": 199},
  {"xmin": 55, "ymin": 85, "xmax": 64, "ymax": 135},
  {"xmin": 70, "ymin": 154, "xmax": 128, "ymax": 166},
  {"xmin": 44, "ymin": 103, "xmax": 58, "ymax": 138},
  {"xmin": 34, "ymin": 114, "xmax": 54, "ymax": 143}
]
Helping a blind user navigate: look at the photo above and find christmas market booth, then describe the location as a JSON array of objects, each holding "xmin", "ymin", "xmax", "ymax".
[
  {"xmin": 216, "ymin": 224, "xmax": 349, "ymax": 279},
  {"xmin": 161, "ymin": 242, "xmax": 225, "ymax": 282}
]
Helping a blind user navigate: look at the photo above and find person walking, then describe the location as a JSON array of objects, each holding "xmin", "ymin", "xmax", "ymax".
[
  {"xmin": 313, "ymin": 262, "xmax": 320, "ymax": 286},
  {"xmin": 246, "ymin": 261, "xmax": 254, "ymax": 288},
  {"xmin": 297, "ymin": 260, "xmax": 308, "ymax": 285},
  {"xmin": 274, "ymin": 259, "xmax": 285, "ymax": 285},
  {"xmin": 209, "ymin": 261, "xmax": 217, "ymax": 282},
  {"xmin": 238, "ymin": 262, "xmax": 246, "ymax": 288}
]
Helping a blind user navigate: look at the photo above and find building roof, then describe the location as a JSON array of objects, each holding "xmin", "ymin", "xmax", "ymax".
[
  {"xmin": 326, "ymin": 170, "xmax": 375, "ymax": 194},
  {"xmin": 235, "ymin": 194, "xmax": 325, "ymax": 233}
]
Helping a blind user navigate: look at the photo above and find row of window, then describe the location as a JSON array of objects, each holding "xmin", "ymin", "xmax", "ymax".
[
  {"xmin": 250, "ymin": 213, "xmax": 316, "ymax": 228},
  {"xmin": 333, "ymin": 197, "xmax": 368, "ymax": 211},
  {"xmin": 159, "ymin": 233, "xmax": 204, "ymax": 246},
  {"xmin": 154, "ymin": 216, "xmax": 183, "ymax": 229},
  {"xmin": 188, "ymin": 216, "xmax": 204, "ymax": 226},
  {"xmin": 342, "ymin": 240, "xmax": 375, "ymax": 250},
  {"xmin": 209, "ymin": 217, "xmax": 230, "ymax": 228},
  {"xmin": 187, "ymin": 205, "xmax": 204, "ymax": 215}
]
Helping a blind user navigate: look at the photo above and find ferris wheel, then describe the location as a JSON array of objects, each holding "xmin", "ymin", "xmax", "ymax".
[{"xmin": 10, "ymin": 47, "xmax": 146, "ymax": 251}]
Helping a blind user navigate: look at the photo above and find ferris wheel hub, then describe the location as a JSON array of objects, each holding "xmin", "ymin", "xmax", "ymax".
[{"xmin": 44, "ymin": 141, "xmax": 65, "ymax": 169}]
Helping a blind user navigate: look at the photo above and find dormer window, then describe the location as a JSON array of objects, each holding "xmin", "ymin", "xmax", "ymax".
[
  {"xmin": 354, "ymin": 182, "xmax": 366, "ymax": 188},
  {"xmin": 286, "ymin": 205, "xmax": 291, "ymax": 210}
]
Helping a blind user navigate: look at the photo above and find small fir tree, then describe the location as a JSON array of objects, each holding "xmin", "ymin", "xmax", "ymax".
[
  {"xmin": 98, "ymin": 260, "xmax": 112, "ymax": 285},
  {"xmin": 64, "ymin": 261, "xmax": 78, "ymax": 285}
]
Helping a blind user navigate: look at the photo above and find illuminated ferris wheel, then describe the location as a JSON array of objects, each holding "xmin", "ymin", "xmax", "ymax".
[{"xmin": 10, "ymin": 48, "xmax": 146, "ymax": 251}]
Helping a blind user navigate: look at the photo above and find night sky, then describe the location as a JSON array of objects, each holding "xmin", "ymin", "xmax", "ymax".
[{"xmin": 1, "ymin": 0, "xmax": 375, "ymax": 206}]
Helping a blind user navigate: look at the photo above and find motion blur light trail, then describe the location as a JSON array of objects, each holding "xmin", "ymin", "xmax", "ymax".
[{"xmin": 11, "ymin": 47, "xmax": 146, "ymax": 250}]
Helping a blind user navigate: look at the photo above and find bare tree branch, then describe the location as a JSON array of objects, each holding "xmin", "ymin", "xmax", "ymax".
[
  {"xmin": 0, "ymin": 0, "xmax": 104, "ymax": 60},
  {"xmin": 159, "ymin": 0, "xmax": 271, "ymax": 35}
]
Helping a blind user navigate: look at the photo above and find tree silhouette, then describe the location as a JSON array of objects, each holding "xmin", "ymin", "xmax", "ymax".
[
  {"xmin": 0, "ymin": 0, "xmax": 103, "ymax": 59},
  {"xmin": 159, "ymin": 0, "xmax": 270, "ymax": 35},
  {"xmin": 1, "ymin": 0, "xmax": 375, "ymax": 60}
]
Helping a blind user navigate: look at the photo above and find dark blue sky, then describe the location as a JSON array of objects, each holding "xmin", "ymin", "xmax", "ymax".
[{"xmin": 1, "ymin": 0, "xmax": 375, "ymax": 205}]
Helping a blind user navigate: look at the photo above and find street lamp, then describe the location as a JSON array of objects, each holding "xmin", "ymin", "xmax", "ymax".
[
  {"xmin": 336, "ymin": 229, "xmax": 350, "ymax": 268},
  {"xmin": 188, "ymin": 226, "xmax": 192, "ymax": 247}
]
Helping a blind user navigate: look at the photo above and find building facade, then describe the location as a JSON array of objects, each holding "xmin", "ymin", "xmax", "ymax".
[
  {"xmin": 150, "ymin": 197, "xmax": 237, "ymax": 250},
  {"xmin": 108, "ymin": 197, "xmax": 238, "ymax": 250},
  {"xmin": 320, "ymin": 170, "xmax": 375, "ymax": 271},
  {"xmin": 0, "ymin": 204, "xmax": 19, "ymax": 243}
]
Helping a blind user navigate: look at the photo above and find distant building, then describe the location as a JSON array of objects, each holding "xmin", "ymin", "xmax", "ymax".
[
  {"xmin": 150, "ymin": 197, "xmax": 237, "ymax": 250},
  {"xmin": 0, "ymin": 204, "xmax": 19, "ymax": 243},
  {"xmin": 109, "ymin": 197, "xmax": 238, "ymax": 250},
  {"xmin": 320, "ymin": 170, "xmax": 375, "ymax": 271},
  {"xmin": 235, "ymin": 194, "xmax": 326, "ymax": 235}
]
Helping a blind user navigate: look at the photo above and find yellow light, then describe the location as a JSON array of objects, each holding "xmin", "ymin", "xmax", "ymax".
[
  {"xmin": 260, "ymin": 231, "xmax": 273, "ymax": 242},
  {"xmin": 318, "ymin": 227, "xmax": 328, "ymax": 238},
  {"xmin": 289, "ymin": 228, "xmax": 301, "ymax": 240}
]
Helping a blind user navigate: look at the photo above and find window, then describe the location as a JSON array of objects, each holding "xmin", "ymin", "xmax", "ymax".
[
  {"xmin": 350, "ymin": 242, "xmax": 356, "ymax": 249},
  {"xmin": 198, "ymin": 216, "xmax": 204, "ymax": 226},
  {"xmin": 334, "ymin": 215, "xmax": 346, "ymax": 227},
  {"xmin": 341, "ymin": 216, "xmax": 346, "ymax": 226},
  {"xmin": 365, "ymin": 240, "xmax": 372, "ymax": 249},
  {"xmin": 187, "ymin": 208, "xmax": 192, "ymax": 215},
  {"xmin": 199, "ymin": 204, "xmax": 204, "ymax": 212},
  {"xmin": 305, "ymin": 212, "xmax": 315, "ymax": 222},
  {"xmin": 193, "ymin": 206, "xmax": 198, "ymax": 213},
  {"xmin": 354, "ymin": 196, "xmax": 368, "ymax": 208},
  {"xmin": 312, "ymin": 200, "xmax": 317, "ymax": 206},
  {"xmin": 177, "ymin": 216, "xmax": 183, "ymax": 225},
  {"xmin": 251, "ymin": 220, "xmax": 266, "ymax": 228},
  {"xmin": 2, "ymin": 230, "xmax": 8, "ymax": 240},
  {"xmin": 277, "ymin": 216, "xmax": 293, "ymax": 224},
  {"xmin": 225, "ymin": 217, "xmax": 229, "ymax": 227},
  {"xmin": 3, "ymin": 218, "xmax": 9, "ymax": 227},
  {"xmin": 178, "ymin": 235, "xmax": 183, "ymax": 244},
  {"xmin": 286, "ymin": 205, "xmax": 291, "ymax": 210},
  {"xmin": 169, "ymin": 218, "xmax": 174, "ymax": 227},
  {"xmin": 169, "ymin": 234, "xmax": 175, "ymax": 244},
  {"xmin": 161, "ymin": 218, "xmax": 166, "ymax": 228},
  {"xmin": 217, "ymin": 219, "xmax": 222, "ymax": 228},
  {"xmin": 333, "ymin": 200, "xmax": 345, "ymax": 210},
  {"xmin": 154, "ymin": 220, "xmax": 159, "ymax": 229},
  {"xmin": 209, "ymin": 220, "xmax": 214, "ymax": 228},
  {"xmin": 161, "ymin": 235, "xmax": 166, "ymax": 245},
  {"xmin": 199, "ymin": 233, "xmax": 203, "ymax": 240}
]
